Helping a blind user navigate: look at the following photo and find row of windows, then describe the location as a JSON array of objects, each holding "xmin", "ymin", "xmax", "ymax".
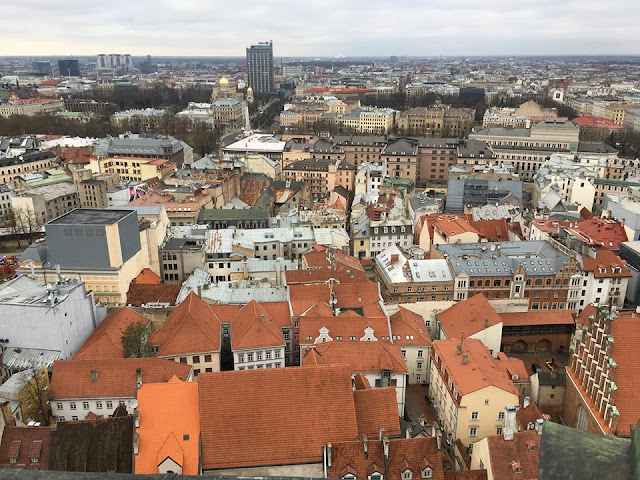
[
  {"xmin": 238, "ymin": 350, "xmax": 281, "ymax": 362},
  {"xmin": 238, "ymin": 362, "xmax": 282, "ymax": 370},
  {"xmin": 62, "ymin": 399, "xmax": 124, "ymax": 411}
]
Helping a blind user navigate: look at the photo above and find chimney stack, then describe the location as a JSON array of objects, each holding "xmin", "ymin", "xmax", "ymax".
[
  {"xmin": 91, "ymin": 369, "xmax": 98, "ymax": 382},
  {"xmin": 382, "ymin": 436, "xmax": 389, "ymax": 461},
  {"xmin": 406, "ymin": 426, "xmax": 412, "ymax": 439},
  {"xmin": 483, "ymin": 319, "xmax": 489, "ymax": 329},
  {"xmin": 436, "ymin": 430, "xmax": 442, "ymax": 451},
  {"xmin": 523, "ymin": 396, "xmax": 531, "ymax": 408},
  {"xmin": 363, "ymin": 434, "xmax": 368, "ymax": 459},
  {"xmin": 326, "ymin": 443, "xmax": 332, "ymax": 467},
  {"xmin": 462, "ymin": 353, "xmax": 468, "ymax": 365},
  {"xmin": 197, "ymin": 285, "xmax": 202, "ymax": 299},
  {"xmin": 379, "ymin": 427, "xmax": 385, "ymax": 440},
  {"xmin": 456, "ymin": 344, "xmax": 462, "ymax": 355},
  {"xmin": 419, "ymin": 414, "xmax": 425, "ymax": 428},
  {"xmin": 503, "ymin": 405, "xmax": 517, "ymax": 441},
  {"xmin": 535, "ymin": 418, "xmax": 544, "ymax": 435},
  {"xmin": 136, "ymin": 368, "xmax": 143, "ymax": 387},
  {"xmin": 260, "ymin": 315, "xmax": 265, "ymax": 324}
]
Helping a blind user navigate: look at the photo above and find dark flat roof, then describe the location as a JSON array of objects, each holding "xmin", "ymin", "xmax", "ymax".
[{"xmin": 47, "ymin": 209, "xmax": 135, "ymax": 226}]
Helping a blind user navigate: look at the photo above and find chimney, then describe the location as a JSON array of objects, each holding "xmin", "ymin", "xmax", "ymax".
[
  {"xmin": 406, "ymin": 425, "xmax": 412, "ymax": 439},
  {"xmin": 197, "ymin": 285, "xmax": 202, "ymax": 299},
  {"xmin": 243, "ymin": 259, "xmax": 249, "ymax": 277},
  {"xmin": 523, "ymin": 396, "xmax": 531, "ymax": 408},
  {"xmin": 382, "ymin": 436, "xmax": 389, "ymax": 461},
  {"xmin": 550, "ymin": 367, "xmax": 557, "ymax": 379},
  {"xmin": 483, "ymin": 319, "xmax": 489, "ymax": 329},
  {"xmin": 379, "ymin": 427, "xmax": 385, "ymax": 440},
  {"xmin": 535, "ymin": 418, "xmax": 544, "ymax": 435},
  {"xmin": 0, "ymin": 401, "xmax": 15, "ymax": 427},
  {"xmin": 462, "ymin": 353, "xmax": 468, "ymax": 365},
  {"xmin": 418, "ymin": 414, "xmax": 425, "ymax": 427},
  {"xmin": 363, "ymin": 434, "xmax": 369, "ymax": 459},
  {"xmin": 503, "ymin": 405, "xmax": 517, "ymax": 441},
  {"xmin": 91, "ymin": 369, "xmax": 98, "ymax": 382},
  {"xmin": 326, "ymin": 443, "xmax": 332, "ymax": 467},
  {"xmin": 436, "ymin": 430, "xmax": 442, "ymax": 451},
  {"xmin": 456, "ymin": 344, "xmax": 462, "ymax": 355},
  {"xmin": 136, "ymin": 368, "xmax": 143, "ymax": 387},
  {"xmin": 260, "ymin": 315, "xmax": 265, "ymax": 324},
  {"xmin": 133, "ymin": 433, "xmax": 139, "ymax": 455}
]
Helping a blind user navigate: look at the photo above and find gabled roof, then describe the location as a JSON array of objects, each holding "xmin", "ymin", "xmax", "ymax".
[
  {"xmin": 150, "ymin": 292, "xmax": 221, "ymax": 356},
  {"xmin": 431, "ymin": 338, "xmax": 519, "ymax": 397},
  {"xmin": 73, "ymin": 308, "xmax": 149, "ymax": 359},
  {"xmin": 50, "ymin": 358, "xmax": 192, "ymax": 400},
  {"xmin": 516, "ymin": 402, "xmax": 549, "ymax": 429},
  {"xmin": 302, "ymin": 342, "xmax": 408, "ymax": 374},
  {"xmin": 135, "ymin": 377, "xmax": 200, "ymax": 475},
  {"xmin": 198, "ymin": 365, "xmax": 359, "ymax": 470},
  {"xmin": 470, "ymin": 218, "xmax": 510, "ymax": 242},
  {"xmin": 390, "ymin": 308, "xmax": 431, "ymax": 346},
  {"xmin": 328, "ymin": 437, "xmax": 445, "ymax": 480},
  {"xmin": 298, "ymin": 315, "xmax": 389, "ymax": 344},
  {"xmin": 437, "ymin": 294, "xmax": 502, "ymax": 339},
  {"xmin": 288, "ymin": 284, "xmax": 331, "ymax": 316},
  {"xmin": 486, "ymin": 429, "xmax": 541, "ymax": 480},
  {"xmin": 354, "ymin": 387, "xmax": 401, "ymax": 438},
  {"xmin": 0, "ymin": 427, "xmax": 51, "ymax": 470},
  {"xmin": 230, "ymin": 300, "xmax": 285, "ymax": 350},
  {"xmin": 581, "ymin": 249, "xmax": 631, "ymax": 278},
  {"xmin": 134, "ymin": 268, "xmax": 162, "ymax": 285}
]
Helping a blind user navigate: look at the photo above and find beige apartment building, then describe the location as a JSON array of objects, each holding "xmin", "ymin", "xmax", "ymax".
[
  {"xmin": 211, "ymin": 98, "xmax": 245, "ymax": 127},
  {"xmin": 89, "ymin": 156, "xmax": 177, "ymax": 182},
  {"xmin": 72, "ymin": 168, "xmax": 120, "ymax": 208},
  {"xmin": 11, "ymin": 182, "xmax": 80, "ymax": 225},
  {"xmin": 0, "ymin": 151, "xmax": 57, "ymax": 186},
  {"xmin": 429, "ymin": 338, "xmax": 520, "ymax": 449}
]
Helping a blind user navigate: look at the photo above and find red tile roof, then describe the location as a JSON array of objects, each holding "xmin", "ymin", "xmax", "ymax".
[
  {"xmin": 197, "ymin": 365, "xmax": 359, "ymax": 470},
  {"xmin": 230, "ymin": 300, "xmax": 285, "ymax": 350},
  {"xmin": 50, "ymin": 358, "xmax": 192, "ymax": 400},
  {"xmin": 135, "ymin": 377, "xmax": 200, "ymax": 475},
  {"xmin": 470, "ymin": 219, "xmax": 510, "ymax": 242},
  {"xmin": 298, "ymin": 315, "xmax": 390, "ymax": 345},
  {"xmin": 328, "ymin": 437, "xmax": 445, "ymax": 480},
  {"xmin": 581, "ymin": 249, "xmax": 631, "ymax": 278},
  {"xmin": 288, "ymin": 284, "xmax": 331, "ymax": 316},
  {"xmin": 150, "ymin": 292, "xmax": 221, "ymax": 356},
  {"xmin": 334, "ymin": 283, "xmax": 386, "ymax": 318},
  {"xmin": 437, "ymin": 294, "xmax": 502, "ymax": 339},
  {"xmin": 302, "ymin": 342, "xmax": 408, "ymax": 374},
  {"xmin": 485, "ymin": 429, "xmax": 541, "ymax": 480},
  {"xmin": 431, "ymin": 338, "xmax": 519, "ymax": 397},
  {"xmin": 73, "ymin": 308, "xmax": 149, "ymax": 359},
  {"xmin": 353, "ymin": 387, "xmax": 401, "ymax": 438},
  {"xmin": 516, "ymin": 403, "xmax": 549, "ymax": 429},
  {"xmin": 0, "ymin": 427, "xmax": 51, "ymax": 470},
  {"xmin": 496, "ymin": 353, "xmax": 530, "ymax": 383},
  {"xmin": 390, "ymin": 308, "xmax": 431, "ymax": 346},
  {"xmin": 134, "ymin": 268, "xmax": 162, "ymax": 285},
  {"xmin": 573, "ymin": 115, "xmax": 624, "ymax": 130},
  {"xmin": 499, "ymin": 310, "xmax": 575, "ymax": 327},
  {"xmin": 444, "ymin": 471, "xmax": 488, "ymax": 480},
  {"xmin": 126, "ymin": 283, "xmax": 181, "ymax": 306},
  {"xmin": 433, "ymin": 217, "xmax": 479, "ymax": 238}
]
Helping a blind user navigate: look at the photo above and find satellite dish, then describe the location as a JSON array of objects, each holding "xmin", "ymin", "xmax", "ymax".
[{"xmin": 129, "ymin": 399, "xmax": 139, "ymax": 409}]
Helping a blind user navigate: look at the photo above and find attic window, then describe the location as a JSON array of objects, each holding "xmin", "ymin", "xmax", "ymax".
[
  {"xmin": 421, "ymin": 467, "xmax": 433, "ymax": 479},
  {"xmin": 403, "ymin": 470, "xmax": 413, "ymax": 480},
  {"xmin": 511, "ymin": 461, "xmax": 522, "ymax": 473}
]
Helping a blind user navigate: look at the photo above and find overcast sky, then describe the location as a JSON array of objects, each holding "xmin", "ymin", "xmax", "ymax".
[{"xmin": 4, "ymin": 0, "xmax": 640, "ymax": 57}]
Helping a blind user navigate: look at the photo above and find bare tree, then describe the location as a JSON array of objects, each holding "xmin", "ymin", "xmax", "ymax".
[
  {"xmin": 121, "ymin": 321, "xmax": 155, "ymax": 358},
  {"xmin": 21, "ymin": 366, "xmax": 52, "ymax": 426}
]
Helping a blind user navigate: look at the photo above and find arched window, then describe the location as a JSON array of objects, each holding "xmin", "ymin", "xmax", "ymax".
[{"xmin": 575, "ymin": 404, "xmax": 588, "ymax": 431}]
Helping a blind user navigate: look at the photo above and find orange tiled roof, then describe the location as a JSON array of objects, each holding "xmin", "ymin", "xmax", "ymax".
[
  {"xmin": 50, "ymin": 358, "xmax": 192, "ymax": 400},
  {"xmin": 390, "ymin": 308, "xmax": 431, "ymax": 346},
  {"xmin": 73, "ymin": 307, "xmax": 149, "ymax": 359},
  {"xmin": 486, "ymin": 429, "xmax": 541, "ymax": 480},
  {"xmin": 499, "ymin": 310, "xmax": 575, "ymax": 327},
  {"xmin": 135, "ymin": 377, "xmax": 200, "ymax": 475},
  {"xmin": 574, "ymin": 217, "xmax": 627, "ymax": 250},
  {"xmin": 230, "ymin": 300, "xmax": 285, "ymax": 350},
  {"xmin": 470, "ymin": 218, "xmax": 510, "ymax": 242},
  {"xmin": 198, "ymin": 365, "xmax": 359, "ymax": 470},
  {"xmin": 302, "ymin": 342, "xmax": 408, "ymax": 374},
  {"xmin": 609, "ymin": 315, "xmax": 640, "ymax": 436},
  {"xmin": 135, "ymin": 268, "xmax": 162, "ymax": 285},
  {"xmin": 150, "ymin": 292, "xmax": 221, "ymax": 356},
  {"xmin": 431, "ymin": 338, "xmax": 519, "ymax": 397},
  {"xmin": 496, "ymin": 353, "xmax": 530, "ymax": 383},
  {"xmin": 299, "ymin": 315, "xmax": 390, "ymax": 345},
  {"xmin": 354, "ymin": 387, "xmax": 401, "ymax": 438},
  {"xmin": 328, "ymin": 437, "xmax": 445, "ymax": 480},
  {"xmin": 444, "ymin": 471, "xmax": 488, "ymax": 480},
  {"xmin": 437, "ymin": 294, "xmax": 502, "ymax": 339},
  {"xmin": 334, "ymin": 283, "xmax": 386, "ymax": 318},
  {"xmin": 289, "ymin": 284, "xmax": 331, "ymax": 316},
  {"xmin": 581, "ymin": 249, "xmax": 631, "ymax": 278},
  {"xmin": 433, "ymin": 216, "xmax": 478, "ymax": 238},
  {"xmin": 354, "ymin": 373, "xmax": 371, "ymax": 390}
]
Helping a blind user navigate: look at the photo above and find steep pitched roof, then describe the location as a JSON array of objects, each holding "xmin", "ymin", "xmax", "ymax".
[
  {"xmin": 581, "ymin": 249, "xmax": 631, "ymax": 278},
  {"xmin": 135, "ymin": 378, "xmax": 200, "ymax": 475},
  {"xmin": 50, "ymin": 358, "xmax": 192, "ymax": 400},
  {"xmin": 0, "ymin": 427, "xmax": 51, "ymax": 470},
  {"xmin": 73, "ymin": 308, "xmax": 149, "ymax": 359},
  {"xmin": 486, "ymin": 429, "xmax": 541, "ymax": 480},
  {"xmin": 390, "ymin": 308, "xmax": 431, "ymax": 346},
  {"xmin": 354, "ymin": 387, "xmax": 401, "ymax": 438},
  {"xmin": 470, "ymin": 218, "xmax": 510, "ymax": 242},
  {"xmin": 230, "ymin": 300, "xmax": 285, "ymax": 350},
  {"xmin": 150, "ymin": 292, "xmax": 221, "ymax": 356},
  {"xmin": 134, "ymin": 268, "xmax": 162, "ymax": 285},
  {"xmin": 302, "ymin": 342, "xmax": 408, "ymax": 374},
  {"xmin": 328, "ymin": 437, "xmax": 445, "ymax": 480},
  {"xmin": 437, "ymin": 294, "xmax": 502, "ymax": 339},
  {"xmin": 198, "ymin": 365, "xmax": 359, "ymax": 470},
  {"xmin": 516, "ymin": 402, "xmax": 549, "ymax": 429},
  {"xmin": 288, "ymin": 284, "xmax": 331, "ymax": 316},
  {"xmin": 298, "ymin": 315, "xmax": 390, "ymax": 344}
]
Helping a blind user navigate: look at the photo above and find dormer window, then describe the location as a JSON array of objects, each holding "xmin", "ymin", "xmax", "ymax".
[
  {"xmin": 369, "ymin": 473, "xmax": 383, "ymax": 480},
  {"xmin": 343, "ymin": 474, "xmax": 356, "ymax": 479},
  {"xmin": 403, "ymin": 469, "xmax": 413, "ymax": 480},
  {"xmin": 599, "ymin": 267, "xmax": 607, "ymax": 274},
  {"xmin": 421, "ymin": 467, "xmax": 433, "ymax": 479},
  {"xmin": 511, "ymin": 461, "xmax": 522, "ymax": 474}
]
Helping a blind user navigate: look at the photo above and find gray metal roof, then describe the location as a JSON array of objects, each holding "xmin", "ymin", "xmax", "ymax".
[
  {"xmin": 436, "ymin": 241, "xmax": 570, "ymax": 277},
  {"xmin": 2, "ymin": 347, "xmax": 60, "ymax": 371}
]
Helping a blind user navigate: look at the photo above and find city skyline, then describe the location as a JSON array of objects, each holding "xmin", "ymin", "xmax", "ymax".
[{"xmin": 3, "ymin": 0, "xmax": 640, "ymax": 57}]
